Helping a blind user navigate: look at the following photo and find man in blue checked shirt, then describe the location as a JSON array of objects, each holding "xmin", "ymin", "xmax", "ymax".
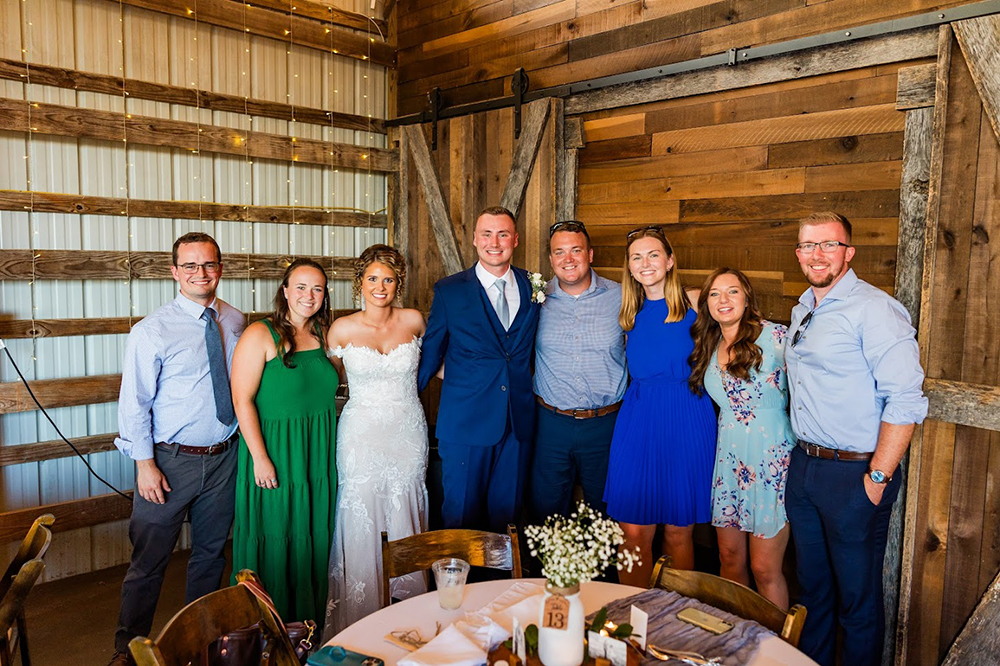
[
  {"xmin": 108, "ymin": 232, "xmax": 245, "ymax": 666},
  {"xmin": 530, "ymin": 220, "xmax": 627, "ymax": 524},
  {"xmin": 784, "ymin": 212, "xmax": 927, "ymax": 666}
]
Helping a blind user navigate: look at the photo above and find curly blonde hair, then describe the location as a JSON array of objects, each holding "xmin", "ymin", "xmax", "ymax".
[{"xmin": 352, "ymin": 244, "xmax": 407, "ymax": 304}]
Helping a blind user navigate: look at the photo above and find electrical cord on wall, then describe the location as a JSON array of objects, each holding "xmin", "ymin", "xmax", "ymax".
[{"xmin": 0, "ymin": 339, "xmax": 132, "ymax": 502}]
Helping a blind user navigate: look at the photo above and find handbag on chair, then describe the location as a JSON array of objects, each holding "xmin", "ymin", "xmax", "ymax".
[{"xmin": 202, "ymin": 577, "xmax": 316, "ymax": 665}]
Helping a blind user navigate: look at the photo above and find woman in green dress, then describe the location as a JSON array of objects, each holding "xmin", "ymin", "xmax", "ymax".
[{"xmin": 230, "ymin": 258, "xmax": 339, "ymax": 622}]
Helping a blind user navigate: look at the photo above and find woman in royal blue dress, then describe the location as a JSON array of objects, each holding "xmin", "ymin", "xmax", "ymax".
[
  {"xmin": 604, "ymin": 226, "xmax": 716, "ymax": 586},
  {"xmin": 688, "ymin": 268, "xmax": 794, "ymax": 609}
]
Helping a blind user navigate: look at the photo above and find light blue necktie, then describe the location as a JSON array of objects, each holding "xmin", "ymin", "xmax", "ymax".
[
  {"xmin": 494, "ymin": 278, "xmax": 510, "ymax": 330},
  {"xmin": 202, "ymin": 308, "xmax": 235, "ymax": 426}
]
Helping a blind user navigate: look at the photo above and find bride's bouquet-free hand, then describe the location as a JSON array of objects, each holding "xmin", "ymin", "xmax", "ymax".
[{"xmin": 524, "ymin": 501, "xmax": 641, "ymax": 588}]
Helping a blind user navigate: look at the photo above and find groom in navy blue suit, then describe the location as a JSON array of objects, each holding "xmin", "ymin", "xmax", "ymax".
[{"xmin": 418, "ymin": 206, "xmax": 540, "ymax": 531}]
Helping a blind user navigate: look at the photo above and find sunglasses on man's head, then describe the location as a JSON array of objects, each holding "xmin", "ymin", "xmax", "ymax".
[{"xmin": 548, "ymin": 221, "xmax": 588, "ymax": 237}]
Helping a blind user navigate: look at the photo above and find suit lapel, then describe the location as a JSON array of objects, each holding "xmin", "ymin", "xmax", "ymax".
[{"xmin": 469, "ymin": 267, "xmax": 508, "ymax": 344}]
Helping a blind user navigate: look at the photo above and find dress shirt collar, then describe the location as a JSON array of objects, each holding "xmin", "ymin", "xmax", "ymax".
[
  {"xmin": 175, "ymin": 292, "xmax": 220, "ymax": 319},
  {"xmin": 799, "ymin": 268, "xmax": 859, "ymax": 309},
  {"xmin": 475, "ymin": 261, "xmax": 513, "ymax": 290},
  {"xmin": 547, "ymin": 269, "xmax": 604, "ymax": 299}
]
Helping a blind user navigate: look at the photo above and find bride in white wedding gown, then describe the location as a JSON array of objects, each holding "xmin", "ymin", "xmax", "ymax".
[{"xmin": 322, "ymin": 244, "xmax": 429, "ymax": 640}]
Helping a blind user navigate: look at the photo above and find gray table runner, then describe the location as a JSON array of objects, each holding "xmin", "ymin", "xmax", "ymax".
[{"xmin": 586, "ymin": 588, "xmax": 775, "ymax": 665}]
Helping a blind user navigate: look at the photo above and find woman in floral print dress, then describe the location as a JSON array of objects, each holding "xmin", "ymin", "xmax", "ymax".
[{"xmin": 689, "ymin": 268, "xmax": 796, "ymax": 609}]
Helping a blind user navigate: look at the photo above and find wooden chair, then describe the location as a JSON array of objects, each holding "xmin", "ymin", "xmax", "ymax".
[
  {"xmin": 0, "ymin": 514, "xmax": 55, "ymax": 666},
  {"xmin": 648, "ymin": 555, "xmax": 808, "ymax": 647},
  {"xmin": 381, "ymin": 525, "xmax": 522, "ymax": 607},
  {"xmin": 129, "ymin": 572, "xmax": 299, "ymax": 666}
]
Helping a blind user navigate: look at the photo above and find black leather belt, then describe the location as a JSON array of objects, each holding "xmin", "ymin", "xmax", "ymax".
[
  {"xmin": 536, "ymin": 396, "xmax": 622, "ymax": 420},
  {"xmin": 156, "ymin": 432, "xmax": 238, "ymax": 456},
  {"xmin": 797, "ymin": 440, "xmax": 873, "ymax": 462}
]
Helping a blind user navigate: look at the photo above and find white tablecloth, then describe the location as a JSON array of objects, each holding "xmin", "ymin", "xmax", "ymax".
[{"xmin": 327, "ymin": 578, "xmax": 816, "ymax": 665}]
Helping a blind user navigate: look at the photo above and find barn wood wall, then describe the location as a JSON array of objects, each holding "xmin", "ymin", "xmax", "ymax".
[
  {"xmin": 573, "ymin": 60, "xmax": 931, "ymax": 321},
  {"xmin": 395, "ymin": 0, "xmax": 977, "ymax": 117}
]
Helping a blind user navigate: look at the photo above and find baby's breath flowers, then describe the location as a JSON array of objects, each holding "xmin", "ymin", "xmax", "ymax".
[{"xmin": 524, "ymin": 501, "xmax": 640, "ymax": 589}]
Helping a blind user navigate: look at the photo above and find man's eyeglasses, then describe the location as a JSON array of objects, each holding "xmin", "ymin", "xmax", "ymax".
[
  {"xmin": 791, "ymin": 310, "xmax": 814, "ymax": 348},
  {"xmin": 795, "ymin": 241, "xmax": 851, "ymax": 254},
  {"xmin": 176, "ymin": 262, "xmax": 221, "ymax": 274},
  {"xmin": 548, "ymin": 221, "xmax": 588, "ymax": 237},
  {"xmin": 627, "ymin": 225, "xmax": 663, "ymax": 241}
]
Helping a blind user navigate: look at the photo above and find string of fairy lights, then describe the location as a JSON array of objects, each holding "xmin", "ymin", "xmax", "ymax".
[{"xmin": 12, "ymin": 0, "xmax": 388, "ymax": 341}]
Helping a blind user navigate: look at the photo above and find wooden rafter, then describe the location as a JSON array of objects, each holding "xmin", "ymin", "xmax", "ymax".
[
  {"xmin": 0, "ymin": 58, "xmax": 384, "ymax": 133},
  {"xmin": 0, "ymin": 98, "xmax": 396, "ymax": 172},
  {"xmin": 0, "ymin": 250, "xmax": 355, "ymax": 281},
  {"xmin": 402, "ymin": 124, "xmax": 464, "ymax": 276},
  {"xmin": 103, "ymin": 0, "xmax": 394, "ymax": 66},
  {"xmin": 953, "ymin": 14, "xmax": 1000, "ymax": 145},
  {"xmin": 226, "ymin": 0, "xmax": 387, "ymax": 34},
  {"xmin": 0, "ymin": 190, "xmax": 387, "ymax": 228}
]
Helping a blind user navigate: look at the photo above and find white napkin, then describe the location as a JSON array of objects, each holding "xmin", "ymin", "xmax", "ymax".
[{"xmin": 398, "ymin": 582, "xmax": 545, "ymax": 666}]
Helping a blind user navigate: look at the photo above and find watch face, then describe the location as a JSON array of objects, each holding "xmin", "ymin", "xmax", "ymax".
[{"xmin": 870, "ymin": 469, "xmax": 886, "ymax": 483}]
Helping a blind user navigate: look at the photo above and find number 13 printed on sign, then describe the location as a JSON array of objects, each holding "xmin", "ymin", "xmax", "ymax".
[{"xmin": 543, "ymin": 595, "xmax": 570, "ymax": 630}]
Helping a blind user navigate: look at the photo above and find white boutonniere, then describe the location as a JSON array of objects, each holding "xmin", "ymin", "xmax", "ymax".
[{"xmin": 529, "ymin": 272, "xmax": 547, "ymax": 304}]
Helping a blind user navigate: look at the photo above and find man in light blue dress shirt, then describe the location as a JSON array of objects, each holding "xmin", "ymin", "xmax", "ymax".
[
  {"xmin": 531, "ymin": 221, "xmax": 626, "ymax": 522},
  {"xmin": 784, "ymin": 212, "xmax": 927, "ymax": 666},
  {"xmin": 109, "ymin": 233, "xmax": 245, "ymax": 666}
]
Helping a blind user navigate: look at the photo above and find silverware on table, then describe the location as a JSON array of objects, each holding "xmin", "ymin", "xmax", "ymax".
[{"xmin": 646, "ymin": 643, "xmax": 721, "ymax": 664}]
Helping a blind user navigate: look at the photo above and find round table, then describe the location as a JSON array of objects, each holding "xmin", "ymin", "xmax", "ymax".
[{"xmin": 327, "ymin": 578, "xmax": 816, "ymax": 665}]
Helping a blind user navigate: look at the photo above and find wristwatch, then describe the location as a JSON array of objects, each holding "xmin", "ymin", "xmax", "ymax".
[{"xmin": 867, "ymin": 467, "xmax": 891, "ymax": 484}]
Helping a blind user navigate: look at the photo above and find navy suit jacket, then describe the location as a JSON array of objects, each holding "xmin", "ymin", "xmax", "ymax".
[{"xmin": 418, "ymin": 265, "xmax": 540, "ymax": 447}]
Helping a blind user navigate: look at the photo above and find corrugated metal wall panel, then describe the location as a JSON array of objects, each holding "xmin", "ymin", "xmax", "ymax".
[{"xmin": 0, "ymin": 0, "xmax": 390, "ymax": 579}]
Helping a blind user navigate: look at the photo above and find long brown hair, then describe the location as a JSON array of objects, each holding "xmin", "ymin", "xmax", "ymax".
[
  {"xmin": 270, "ymin": 258, "xmax": 332, "ymax": 368},
  {"xmin": 688, "ymin": 268, "xmax": 764, "ymax": 395},
  {"xmin": 619, "ymin": 227, "xmax": 689, "ymax": 331}
]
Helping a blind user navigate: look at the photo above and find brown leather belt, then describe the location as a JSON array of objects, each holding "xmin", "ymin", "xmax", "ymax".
[
  {"xmin": 797, "ymin": 440, "xmax": 873, "ymax": 462},
  {"xmin": 536, "ymin": 396, "xmax": 622, "ymax": 420},
  {"xmin": 156, "ymin": 432, "xmax": 238, "ymax": 457}
]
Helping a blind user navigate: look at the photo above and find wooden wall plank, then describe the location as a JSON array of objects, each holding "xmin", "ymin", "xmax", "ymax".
[
  {"xmin": 0, "ymin": 375, "xmax": 121, "ymax": 415},
  {"xmin": 0, "ymin": 58, "xmax": 385, "ymax": 133},
  {"xmin": 767, "ymin": 132, "xmax": 903, "ymax": 169},
  {"xmin": 579, "ymin": 146, "xmax": 768, "ymax": 184},
  {"xmin": 0, "ymin": 190, "xmax": 387, "ymax": 228},
  {"xmin": 0, "ymin": 250, "xmax": 355, "ymax": 281},
  {"xmin": 107, "ymin": 0, "xmax": 394, "ymax": 65},
  {"xmin": 680, "ymin": 189, "xmax": 899, "ymax": 222},
  {"xmin": 0, "ymin": 434, "xmax": 117, "ymax": 467},
  {"xmin": 580, "ymin": 167, "xmax": 807, "ymax": 204},
  {"xmin": 0, "ymin": 98, "xmax": 397, "ymax": 172},
  {"xmin": 953, "ymin": 15, "xmax": 1000, "ymax": 145},
  {"xmin": 896, "ymin": 63, "xmax": 937, "ymax": 110},
  {"xmin": 0, "ymin": 492, "xmax": 134, "ymax": 544}
]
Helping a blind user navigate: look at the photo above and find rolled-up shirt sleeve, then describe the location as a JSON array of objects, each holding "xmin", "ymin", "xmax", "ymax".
[
  {"xmin": 860, "ymin": 298, "xmax": 928, "ymax": 426},
  {"xmin": 114, "ymin": 324, "xmax": 160, "ymax": 460}
]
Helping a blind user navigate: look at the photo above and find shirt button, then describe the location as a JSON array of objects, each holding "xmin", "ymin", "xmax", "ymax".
[{"xmin": 501, "ymin": 386, "xmax": 507, "ymax": 392}]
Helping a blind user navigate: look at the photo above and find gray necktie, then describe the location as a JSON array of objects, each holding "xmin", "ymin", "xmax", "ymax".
[
  {"xmin": 202, "ymin": 308, "xmax": 235, "ymax": 426},
  {"xmin": 494, "ymin": 278, "xmax": 510, "ymax": 330}
]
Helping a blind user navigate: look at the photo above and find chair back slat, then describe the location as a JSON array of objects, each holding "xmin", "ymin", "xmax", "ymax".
[
  {"xmin": 130, "ymin": 571, "xmax": 299, "ymax": 666},
  {"xmin": 381, "ymin": 525, "xmax": 522, "ymax": 607},
  {"xmin": 649, "ymin": 556, "xmax": 807, "ymax": 647}
]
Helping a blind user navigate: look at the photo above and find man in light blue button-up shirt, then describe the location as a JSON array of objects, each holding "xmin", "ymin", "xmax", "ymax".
[
  {"xmin": 530, "ymin": 221, "xmax": 626, "ymax": 524},
  {"xmin": 109, "ymin": 233, "xmax": 244, "ymax": 666},
  {"xmin": 784, "ymin": 212, "xmax": 927, "ymax": 666}
]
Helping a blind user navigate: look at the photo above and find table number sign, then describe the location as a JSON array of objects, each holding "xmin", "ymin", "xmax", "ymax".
[{"xmin": 542, "ymin": 594, "xmax": 570, "ymax": 629}]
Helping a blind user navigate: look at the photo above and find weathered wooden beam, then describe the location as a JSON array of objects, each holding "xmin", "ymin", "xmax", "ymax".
[
  {"xmin": 0, "ymin": 250, "xmax": 355, "ymax": 281},
  {"xmin": 953, "ymin": 15, "xmax": 1000, "ymax": 146},
  {"xmin": 402, "ymin": 124, "xmax": 464, "ymax": 276},
  {"xmin": 0, "ymin": 190, "xmax": 387, "ymax": 228},
  {"xmin": 0, "ymin": 434, "xmax": 117, "ymax": 467},
  {"xmin": 392, "ymin": 130, "xmax": 410, "ymax": 260},
  {"xmin": 0, "ymin": 492, "xmax": 133, "ymax": 543},
  {"xmin": 0, "ymin": 98, "xmax": 396, "ymax": 172},
  {"xmin": 566, "ymin": 28, "xmax": 937, "ymax": 116},
  {"xmin": 0, "ymin": 58, "xmax": 384, "ymax": 134},
  {"xmin": 896, "ymin": 64, "xmax": 937, "ymax": 111},
  {"xmin": 500, "ymin": 99, "xmax": 552, "ymax": 219},
  {"xmin": 925, "ymin": 379, "xmax": 1000, "ymax": 433},
  {"xmin": 103, "ymin": 0, "xmax": 394, "ymax": 66},
  {"xmin": 0, "ymin": 374, "xmax": 121, "ymax": 415},
  {"xmin": 896, "ymin": 107, "xmax": 933, "ymax": 326},
  {"xmin": 564, "ymin": 117, "xmax": 585, "ymax": 149},
  {"xmin": 223, "ymin": 0, "xmax": 386, "ymax": 34},
  {"xmin": 941, "ymin": 567, "xmax": 1000, "ymax": 665},
  {"xmin": 0, "ymin": 309, "xmax": 356, "ymax": 340}
]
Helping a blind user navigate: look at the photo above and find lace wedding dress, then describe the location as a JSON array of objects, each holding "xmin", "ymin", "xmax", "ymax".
[{"xmin": 321, "ymin": 337, "xmax": 429, "ymax": 640}]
